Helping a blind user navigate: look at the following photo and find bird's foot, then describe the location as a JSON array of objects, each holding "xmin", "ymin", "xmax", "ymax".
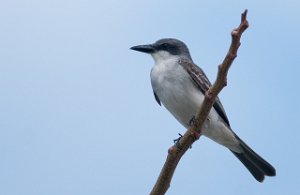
[
  {"xmin": 188, "ymin": 115, "xmax": 196, "ymax": 126},
  {"xmin": 173, "ymin": 133, "xmax": 195, "ymax": 149},
  {"xmin": 173, "ymin": 133, "xmax": 183, "ymax": 148}
]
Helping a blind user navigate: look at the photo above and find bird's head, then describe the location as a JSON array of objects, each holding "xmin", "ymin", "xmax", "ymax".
[{"xmin": 130, "ymin": 38, "xmax": 192, "ymax": 63}]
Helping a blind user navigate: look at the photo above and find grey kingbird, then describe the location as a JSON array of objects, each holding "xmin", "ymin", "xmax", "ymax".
[{"xmin": 131, "ymin": 38, "xmax": 276, "ymax": 182}]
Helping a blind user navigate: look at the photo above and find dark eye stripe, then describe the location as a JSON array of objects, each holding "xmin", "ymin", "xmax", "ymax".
[
  {"xmin": 158, "ymin": 43, "xmax": 169, "ymax": 50},
  {"xmin": 153, "ymin": 41, "xmax": 184, "ymax": 56}
]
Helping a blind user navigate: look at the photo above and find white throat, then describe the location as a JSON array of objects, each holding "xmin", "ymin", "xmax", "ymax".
[{"xmin": 151, "ymin": 50, "xmax": 178, "ymax": 64}]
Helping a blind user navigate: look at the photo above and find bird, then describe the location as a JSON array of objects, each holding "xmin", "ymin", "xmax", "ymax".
[{"xmin": 130, "ymin": 38, "xmax": 276, "ymax": 182}]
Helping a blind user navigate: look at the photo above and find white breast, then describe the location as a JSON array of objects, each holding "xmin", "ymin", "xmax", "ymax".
[
  {"xmin": 150, "ymin": 57, "xmax": 203, "ymax": 127},
  {"xmin": 150, "ymin": 57, "xmax": 241, "ymax": 152}
]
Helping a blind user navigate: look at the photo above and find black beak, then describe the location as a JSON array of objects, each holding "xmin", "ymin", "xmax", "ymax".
[{"xmin": 130, "ymin": 44, "xmax": 155, "ymax": 54}]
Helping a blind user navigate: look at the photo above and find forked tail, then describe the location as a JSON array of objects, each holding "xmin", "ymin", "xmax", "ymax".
[{"xmin": 231, "ymin": 134, "xmax": 276, "ymax": 182}]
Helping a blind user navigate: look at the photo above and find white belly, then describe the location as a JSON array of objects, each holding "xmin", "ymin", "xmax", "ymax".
[{"xmin": 150, "ymin": 60, "xmax": 241, "ymax": 152}]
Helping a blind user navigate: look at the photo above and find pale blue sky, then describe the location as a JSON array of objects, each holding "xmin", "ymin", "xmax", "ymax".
[{"xmin": 0, "ymin": 1, "xmax": 299, "ymax": 194}]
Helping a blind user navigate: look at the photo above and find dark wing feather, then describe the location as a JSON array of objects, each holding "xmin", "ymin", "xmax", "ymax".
[
  {"xmin": 179, "ymin": 58, "xmax": 230, "ymax": 127},
  {"xmin": 153, "ymin": 91, "xmax": 161, "ymax": 106}
]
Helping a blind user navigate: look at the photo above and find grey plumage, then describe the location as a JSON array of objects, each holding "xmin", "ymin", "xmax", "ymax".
[{"xmin": 131, "ymin": 38, "xmax": 275, "ymax": 182}]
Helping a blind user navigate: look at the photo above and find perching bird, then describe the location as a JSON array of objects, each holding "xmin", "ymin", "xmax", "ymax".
[{"xmin": 130, "ymin": 38, "xmax": 276, "ymax": 182}]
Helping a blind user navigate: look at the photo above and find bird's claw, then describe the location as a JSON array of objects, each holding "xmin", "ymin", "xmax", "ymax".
[
  {"xmin": 173, "ymin": 133, "xmax": 183, "ymax": 148},
  {"xmin": 188, "ymin": 115, "xmax": 196, "ymax": 126},
  {"xmin": 173, "ymin": 133, "xmax": 193, "ymax": 149}
]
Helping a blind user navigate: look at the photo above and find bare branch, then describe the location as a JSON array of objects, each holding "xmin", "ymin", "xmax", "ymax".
[{"xmin": 150, "ymin": 9, "xmax": 249, "ymax": 195}]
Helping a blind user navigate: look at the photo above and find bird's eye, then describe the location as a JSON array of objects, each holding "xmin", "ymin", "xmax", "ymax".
[{"xmin": 161, "ymin": 43, "xmax": 169, "ymax": 50}]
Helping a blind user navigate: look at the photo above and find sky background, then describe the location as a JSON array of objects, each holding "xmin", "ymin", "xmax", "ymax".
[{"xmin": 0, "ymin": 0, "xmax": 299, "ymax": 195}]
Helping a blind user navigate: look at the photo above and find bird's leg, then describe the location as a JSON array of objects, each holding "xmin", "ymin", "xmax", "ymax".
[
  {"xmin": 188, "ymin": 115, "xmax": 196, "ymax": 126},
  {"xmin": 173, "ymin": 133, "xmax": 183, "ymax": 148},
  {"xmin": 173, "ymin": 133, "xmax": 194, "ymax": 149},
  {"xmin": 172, "ymin": 116, "xmax": 201, "ymax": 150}
]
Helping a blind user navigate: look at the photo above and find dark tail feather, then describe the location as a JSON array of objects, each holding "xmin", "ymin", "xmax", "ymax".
[{"xmin": 230, "ymin": 134, "xmax": 276, "ymax": 182}]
